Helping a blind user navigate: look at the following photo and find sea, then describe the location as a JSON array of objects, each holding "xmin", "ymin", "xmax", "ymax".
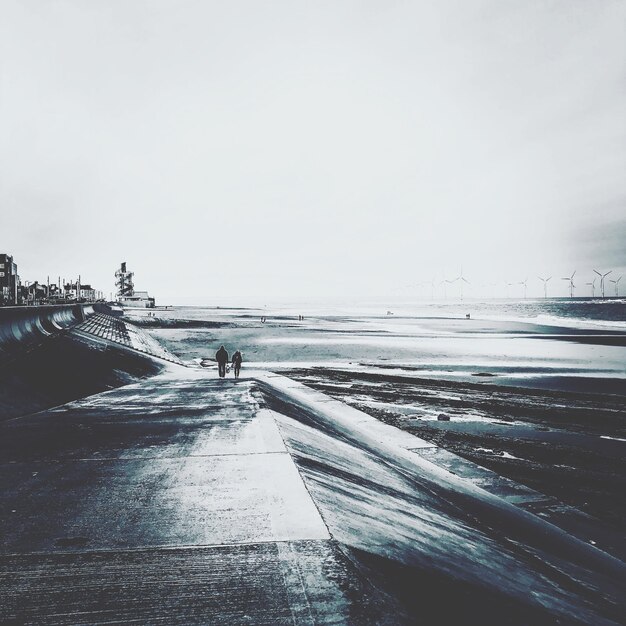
[
  {"xmin": 157, "ymin": 296, "xmax": 626, "ymax": 330},
  {"xmin": 419, "ymin": 297, "xmax": 626, "ymax": 328}
]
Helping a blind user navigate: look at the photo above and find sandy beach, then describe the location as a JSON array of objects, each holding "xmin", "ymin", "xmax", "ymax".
[{"xmin": 126, "ymin": 301, "xmax": 626, "ymax": 534}]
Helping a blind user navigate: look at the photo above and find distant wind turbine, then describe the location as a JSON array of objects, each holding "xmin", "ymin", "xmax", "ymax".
[
  {"xmin": 537, "ymin": 276, "xmax": 552, "ymax": 299},
  {"xmin": 518, "ymin": 278, "xmax": 528, "ymax": 299},
  {"xmin": 593, "ymin": 269, "xmax": 612, "ymax": 298},
  {"xmin": 453, "ymin": 269, "xmax": 470, "ymax": 300},
  {"xmin": 609, "ymin": 276, "xmax": 622, "ymax": 297},
  {"xmin": 561, "ymin": 271, "xmax": 576, "ymax": 298},
  {"xmin": 585, "ymin": 278, "xmax": 596, "ymax": 298}
]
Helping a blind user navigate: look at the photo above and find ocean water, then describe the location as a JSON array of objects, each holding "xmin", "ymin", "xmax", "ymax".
[{"xmin": 418, "ymin": 297, "xmax": 626, "ymax": 328}]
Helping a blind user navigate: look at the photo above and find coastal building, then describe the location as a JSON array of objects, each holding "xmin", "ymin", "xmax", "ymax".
[
  {"xmin": 20, "ymin": 281, "xmax": 47, "ymax": 305},
  {"xmin": 117, "ymin": 290, "xmax": 155, "ymax": 308},
  {"xmin": 115, "ymin": 262, "xmax": 155, "ymax": 308},
  {"xmin": 0, "ymin": 253, "xmax": 20, "ymax": 305},
  {"xmin": 63, "ymin": 283, "xmax": 101, "ymax": 302},
  {"xmin": 79, "ymin": 284, "xmax": 103, "ymax": 301},
  {"xmin": 63, "ymin": 283, "xmax": 78, "ymax": 300},
  {"xmin": 47, "ymin": 284, "xmax": 62, "ymax": 301},
  {"xmin": 0, "ymin": 255, "xmax": 103, "ymax": 305}
]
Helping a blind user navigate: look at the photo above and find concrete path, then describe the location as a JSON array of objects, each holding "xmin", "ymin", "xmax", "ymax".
[
  {"xmin": 1, "ymin": 374, "xmax": 399, "ymax": 625},
  {"xmin": 1, "ymin": 369, "xmax": 624, "ymax": 625}
]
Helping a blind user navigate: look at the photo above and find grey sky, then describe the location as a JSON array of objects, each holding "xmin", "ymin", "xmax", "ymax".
[{"xmin": 1, "ymin": 0, "xmax": 624, "ymax": 301}]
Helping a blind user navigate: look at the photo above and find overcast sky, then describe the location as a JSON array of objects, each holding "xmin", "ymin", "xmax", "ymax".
[{"xmin": 1, "ymin": 0, "xmax": 624, "ymax": 302}]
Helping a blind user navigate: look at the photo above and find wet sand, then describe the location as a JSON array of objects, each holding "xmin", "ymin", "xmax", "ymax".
[
  {"xmin": 128, "ymin": 306, "xmax": 626, "ymax": 530},
  {"xmin": 282, "ymin": 368, "xmax": 626, "ymax": 531}
]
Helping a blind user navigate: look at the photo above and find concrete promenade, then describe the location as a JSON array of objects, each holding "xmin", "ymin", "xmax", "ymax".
[
  {"xmin": 1, "ymin": 371, "xmax": 391, "ymax": 625},
  {"xmin": 1, "ymin": 367, "xmax": 625, "ymax": 625}
]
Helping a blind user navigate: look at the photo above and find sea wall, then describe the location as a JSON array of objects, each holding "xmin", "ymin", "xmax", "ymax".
[
  {"xmin": 0, "ymin": 304, "xmax": 167, "ymax": 421},
  {"xmin": 0, "ymin": 304, "xmax": 94, "ymax": 361}
]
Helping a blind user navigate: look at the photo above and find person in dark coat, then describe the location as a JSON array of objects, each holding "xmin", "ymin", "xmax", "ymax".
[
  {"xmin": 215, "ymin": 345, "xmax": 229, "ymax": 378},
  {"xmin": 231, "ymin": 350, "xmax": 243, "ymax": 379}
]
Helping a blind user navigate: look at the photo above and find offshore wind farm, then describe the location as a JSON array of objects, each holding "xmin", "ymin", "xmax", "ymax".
[{"xmin": 398, "ymin": 268, "xmax": 622, "ymax": 302}]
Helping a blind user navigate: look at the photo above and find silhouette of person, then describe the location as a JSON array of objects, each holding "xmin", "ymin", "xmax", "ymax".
[
  {"xmin": 232, "ymin": 350, "xmax": 243, "ymax": 379},
  {"xmin": 215, "ymin": 345, "xmax": 229, "ymax": 378}
]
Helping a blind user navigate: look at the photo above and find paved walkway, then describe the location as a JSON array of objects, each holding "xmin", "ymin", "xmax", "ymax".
[{"xmin": 1, "ymin": 370, "xmax": 624, "ymax": 625}]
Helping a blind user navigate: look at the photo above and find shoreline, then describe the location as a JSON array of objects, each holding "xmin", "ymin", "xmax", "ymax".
[
  {"xmin": 283, "ymin": 367, "xmax": 626, "ymax": 531},
  {"xmin": 133, "ymin": 304, "xmax": 625, "ymax": 536}
]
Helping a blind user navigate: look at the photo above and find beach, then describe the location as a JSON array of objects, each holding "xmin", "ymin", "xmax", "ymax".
[{"xmin": 126, "ymin": 299, "xmax": 626, "ymax": 533}]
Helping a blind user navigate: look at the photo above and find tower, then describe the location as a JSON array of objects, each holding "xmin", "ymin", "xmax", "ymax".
[{"xmin": 115, "ymin": 262, "xmax": 135, "ymax": 299}]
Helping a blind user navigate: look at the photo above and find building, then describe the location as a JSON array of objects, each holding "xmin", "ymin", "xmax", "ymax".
[
  {"xmin": 24, "ymin": 281, "xmax": 47, "ymax": 304},
  {"xmin": 115, "ymin": 262, "xmax": 155, "ymax": 308},
  {"xmin": 115, "ymin": 262, "xmax": 134, "ymax": 298},
  {"xmin": 63, "ymin": 283, "xmax": 77, "ymax": 300},
  {"xmin": 1, "ymin": 254, "xmax": 103, "ymax": 305},
  {"xmin": 62, "ymin": 283, "xmax": 101, "ymax": 302},
  {"xmin": 118, "ymin": 290, "xmax": 156, "ymax": 308},
  {"xmin": 0, "ymin": 253, "xmax": 20, "ymax": 305},
  {"xmin": 47, "ymin": 284, "xmax": 63, "ymax": 301},
  {"xmin": 78, "ymin": 284, "xmax": 100, "ymax": 301}
]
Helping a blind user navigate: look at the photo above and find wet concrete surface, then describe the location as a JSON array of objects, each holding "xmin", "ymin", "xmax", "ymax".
[
  {"xmin": 2, "ymin": 541, "xmax": 387, "ymax": 626},
  {"xmin": 1, "ymin": 380, "xmax": 331, "ymax": 549},
  {"xmin": 0, "ymin": 376, "xmax": 399, "ymax": 625},
  {"xmin": 1, "ymin": 371, "xmax": 625, "ymax": 625}
]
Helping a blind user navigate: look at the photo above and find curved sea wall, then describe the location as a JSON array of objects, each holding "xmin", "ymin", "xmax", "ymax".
[
  {"xmin": 0, "ymin": 304, "xmax": 94, "ymax": 361},
  {"xmin": 0, "ymin": 304, "xmax": 166, "ymax": 421}
]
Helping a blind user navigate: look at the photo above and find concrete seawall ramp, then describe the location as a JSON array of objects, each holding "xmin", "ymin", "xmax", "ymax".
[
  {"xmin": 258, "ymin": 373, "xmax": 625, "ymax": 623},
  {"xmin": 0, "ymin": 305, "xmax": 181, "ymax": 420},
  {"xmin": 0, "ymin": 304, "xmax": 93, "ymax": 358},
  {"xmin": 1, "ymin": 367, "xmax": 623, "ymax": 625}
]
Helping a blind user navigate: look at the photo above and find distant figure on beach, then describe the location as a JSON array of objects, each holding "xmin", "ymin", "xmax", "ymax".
[
  {"xmin": 215, "ymin": 345, "xmax": 229, "ymax": 378},
  {"xmin": 232, "ymin": 350, "xmax": 243, "ymax": 379}
]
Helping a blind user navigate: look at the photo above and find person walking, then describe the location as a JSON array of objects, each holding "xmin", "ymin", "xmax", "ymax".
[
  {"xmin": 231, "ymin": 350, "xmax": 243, "ymax": 379},
  {"xmin": 215, "ymin": 345, "xmax": 229, "ymax": 378}
]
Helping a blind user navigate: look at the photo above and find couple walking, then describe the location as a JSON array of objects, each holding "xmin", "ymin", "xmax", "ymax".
[{"xmin": 215, "ymin": 345, "xmax": 243, "ymax": 379}]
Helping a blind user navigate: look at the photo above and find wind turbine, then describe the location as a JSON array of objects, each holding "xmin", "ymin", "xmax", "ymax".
[
  {"xmin": 561, "ymin": 271, "xmax": 576, "ymax": 298},
  {"xmin": 593, "ymin": 269, "xmax": 612, "ymax": 298},
  {"xmin": 518, "ymin": 278, "xmax": 528, "ymax": 299},
  {"xmin": 453, "ymin": 269, "xmax": 470, "ymax": 300},
  {"xmin": 585, "ymin": 278, "xmax": 596, "ymax": 298},
  {"xmin": 538, "ymin": 276, "xmax": 552, "ymax": 298},
  {"xmin": 610, "ymin": 275, "xmax": 622, "ymax": 297}
]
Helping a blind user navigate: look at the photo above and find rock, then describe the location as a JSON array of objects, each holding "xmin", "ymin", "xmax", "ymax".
[{"xmin": 437, "ymin": 413, "xmax": 450, "ymax": 421}]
